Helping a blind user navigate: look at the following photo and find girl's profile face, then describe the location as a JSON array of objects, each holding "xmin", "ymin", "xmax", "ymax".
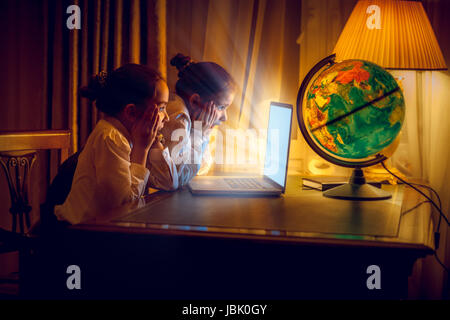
[{"xmin": 210, "ymin": 89, "xmax": 235, "ymax": 126}]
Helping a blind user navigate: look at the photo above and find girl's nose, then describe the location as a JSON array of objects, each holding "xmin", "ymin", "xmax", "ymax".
[
  {"xmin": 163, "ymin": 110, "xmax": 169, "ymax": 122},
  {"xmin": 219, "ymin": 110, "xmax": 228, "ymax": 122}
]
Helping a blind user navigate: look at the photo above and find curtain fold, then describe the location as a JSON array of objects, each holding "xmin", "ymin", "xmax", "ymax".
[
  {"xmin": 114, "ymin": 0, "xmax": 123, "ymax": 68},
  {"xmin": 63, "ymin": 0, "xmax": 166, "ymax": 151},
  {"xmin": 146, "ymin": 0, "xmax": 167, "ymax": 78}
]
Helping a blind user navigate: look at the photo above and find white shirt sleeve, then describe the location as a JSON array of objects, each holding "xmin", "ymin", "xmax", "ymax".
[
  {"xmin": 146, "ymin": 147, "xmax": 179, "ymax": 191},
  {"xmin": 165, "ymin": 113, "xmax": 210, "ymax": 187},
  {"xmin": 94, "ymin": 132, "xmax": 150, "ymax": 209}
]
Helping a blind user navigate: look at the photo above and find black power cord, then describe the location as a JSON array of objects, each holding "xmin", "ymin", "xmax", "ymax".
[
  {"xmin": 381, "ymin": 161, "xmax": 449, "ymax": 274},
  {"xmin": 409, "ymin": 182, "xmax": 443, "ymax": 232},
  {"xmin": 401, "ymin": 200, "xmax": 431, "ymax": 216},
  {"xmin": 381, "ymin": 162, "xmax": 449, "ymax": 226},
  {"xmin": 434, "ymin": 252, "xmax": 449, "ymax": 274},
  {"xmin": 407, "ymin": 183, "xmax": 443, "ymax": 253}
]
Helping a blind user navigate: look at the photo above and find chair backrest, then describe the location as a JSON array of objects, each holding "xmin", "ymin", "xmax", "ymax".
[
  {"xmin": 40, "ymin": 149, "xmax": 82, "ymax": 230},
  {"xmin": 0, "ymin": 130, "xmax": 71, "ymax": 164},
  {"xmin": 45, "ymin": 150, "xmax": 81, "ymax": 206},
  {"xmin": 0, "ymin": 130, "xmax": 71, "ymax": 234}
]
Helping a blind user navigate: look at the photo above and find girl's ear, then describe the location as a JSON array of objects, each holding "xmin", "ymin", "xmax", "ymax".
[
  {"xmin": 188, "ymin": 93, "xmax": 202, "ymax": 110},
  {"xmin": 123, "ymin": 103, "xmax": 138, "ymax": 121}
]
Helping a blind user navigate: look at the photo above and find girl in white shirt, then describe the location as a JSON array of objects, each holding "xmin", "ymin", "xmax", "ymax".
[
  {"xmin": 148, "ymin": 54, "xmax": 236, "ymax": 189},
  {"xmin": 55, "ymin": 64, "xmax": 176, "ymax": 224}
]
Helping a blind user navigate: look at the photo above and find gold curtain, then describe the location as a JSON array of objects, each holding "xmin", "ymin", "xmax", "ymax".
[
  {"xmin": 0, "ymin": 0, "xmax": 165, "ymax": 231},
  {"xmin": 66, "ymin": 0, "xmax": 167, "ymax": 153}
]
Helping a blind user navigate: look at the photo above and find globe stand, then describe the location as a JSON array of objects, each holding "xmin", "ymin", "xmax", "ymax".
[{"xmin": 323, "ymin": 168, "xmax": 391, "ymax": 201}]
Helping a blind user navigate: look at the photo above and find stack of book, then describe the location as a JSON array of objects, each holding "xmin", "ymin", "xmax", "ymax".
[{"xmin": 302, "ymin": 176, "xmax": 382, "ymax": 191}]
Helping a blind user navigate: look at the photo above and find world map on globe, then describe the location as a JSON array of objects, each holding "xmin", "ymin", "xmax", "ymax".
[{"xmin": 304, "ymin": 59, "xmax": 405, "ymax": 160}]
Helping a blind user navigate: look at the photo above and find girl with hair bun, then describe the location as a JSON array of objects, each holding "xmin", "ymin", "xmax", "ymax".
[
  {"xmin": 55, "ymin": 64, "xmax": 178, "ymax": 224},
  {"xmin": 148, "ymin": 53, "xmax": 236, "ymax": 188}
]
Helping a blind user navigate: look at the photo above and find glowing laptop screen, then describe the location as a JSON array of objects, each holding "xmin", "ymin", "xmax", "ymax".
[{"xmin": 263, "ymin": 103, "xmax": 292, "ymax": 188}]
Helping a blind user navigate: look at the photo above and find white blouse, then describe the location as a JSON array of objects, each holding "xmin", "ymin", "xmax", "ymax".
[
  {"xmin": 147, "ymin": 95, "xmax": 211, "ymax": 189},
  {"xmin": 54, "ymin": 117, "xmax": 175, "ymax": 224}
]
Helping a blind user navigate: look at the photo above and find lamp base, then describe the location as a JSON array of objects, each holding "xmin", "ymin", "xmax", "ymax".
[{"xmin": 323, "ymin": 168, "xmax": 391, "ymax": 201}]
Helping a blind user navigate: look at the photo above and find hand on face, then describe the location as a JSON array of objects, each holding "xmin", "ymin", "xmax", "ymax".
[
  {"xmin": 155, "ymin": 108, "xmax": 167, "ymax": 132},
  {"xmin": 192, "ymin": 100, "xmax": 219, "ymax": 133},
  {"xmin": 130, "ymin": 106, "xmax": 161, "ymax": 151}
]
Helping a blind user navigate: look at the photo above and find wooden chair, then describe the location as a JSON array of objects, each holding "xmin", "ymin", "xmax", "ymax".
[
  {"xmin": 0, "ymin": 130, "xmax": 71, "ymax": 235},
  {"xmin": 0, "ymin": 130, "xmax": 71, "ymax": 297}
]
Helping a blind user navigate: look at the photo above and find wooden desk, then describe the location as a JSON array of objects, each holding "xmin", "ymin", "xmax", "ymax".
[{"xmin": 25, "ymin": 176, "xmax": 434, "ymax": 299}]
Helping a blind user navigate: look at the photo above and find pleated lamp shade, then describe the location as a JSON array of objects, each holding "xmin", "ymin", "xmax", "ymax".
[{"xmin": 333, "ymin": 0, "xmax": 447, "ymax": 70}]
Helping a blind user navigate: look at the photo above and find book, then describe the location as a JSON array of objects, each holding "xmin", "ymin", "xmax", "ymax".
[{"xmin": 302, "ymin": 176, "xmax": 383, "ymax": 191}]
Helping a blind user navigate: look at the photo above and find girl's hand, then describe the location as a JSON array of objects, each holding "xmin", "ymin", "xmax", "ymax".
[
  {"xmin": 192, "ymin": 101, "xmax": 218, "ymax": 133},
  {"xmin": 150, "ymin": 134, "xmax": 165, "ymax": 150},
  {"xmin": 131, "ymin": 107, "xmax": 160, "ymax": 151}
]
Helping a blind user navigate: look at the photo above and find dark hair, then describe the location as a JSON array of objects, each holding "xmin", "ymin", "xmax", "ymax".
[
  {"xmin": 80, "ymin": 64, "xmax": 164, "ymax": 116},
  {"xmin": 170, "ymin": 53, "xmax": 235, "ymax": 103}
]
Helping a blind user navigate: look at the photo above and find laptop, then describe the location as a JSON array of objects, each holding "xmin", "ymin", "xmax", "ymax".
[{"xmin": 187, "ymin": 101, "xmax": 293, "ymax": 196}]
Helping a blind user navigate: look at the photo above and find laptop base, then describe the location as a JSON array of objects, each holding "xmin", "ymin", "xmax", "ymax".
[{"xmin": 188, "ymin": 176, "xmax": 282, "ymax": 196}]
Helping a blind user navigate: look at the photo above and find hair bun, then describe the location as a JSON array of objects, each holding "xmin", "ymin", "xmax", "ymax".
[
  {"xmin": 170, "ymin": 53, "xmax": 193, "ymax": 73},
  {"xmin": 79, "ymin": 71, "xmax": 108, "ymax": 101}
]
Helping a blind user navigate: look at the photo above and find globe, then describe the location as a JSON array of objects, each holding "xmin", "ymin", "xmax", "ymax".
[{"xmin": 296, "ymin": 54, "xmax": 405, "ymax": 200}]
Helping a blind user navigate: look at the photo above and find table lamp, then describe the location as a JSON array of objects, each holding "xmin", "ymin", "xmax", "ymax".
[{"xmin": 333, "ymin": 0, "xmax": 447, "ymax": 70}]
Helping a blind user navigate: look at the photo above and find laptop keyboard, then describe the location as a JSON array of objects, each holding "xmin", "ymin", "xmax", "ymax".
[{"xmin": 224, "ymin": 178, "xmax": 266, "ymax": 189}]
